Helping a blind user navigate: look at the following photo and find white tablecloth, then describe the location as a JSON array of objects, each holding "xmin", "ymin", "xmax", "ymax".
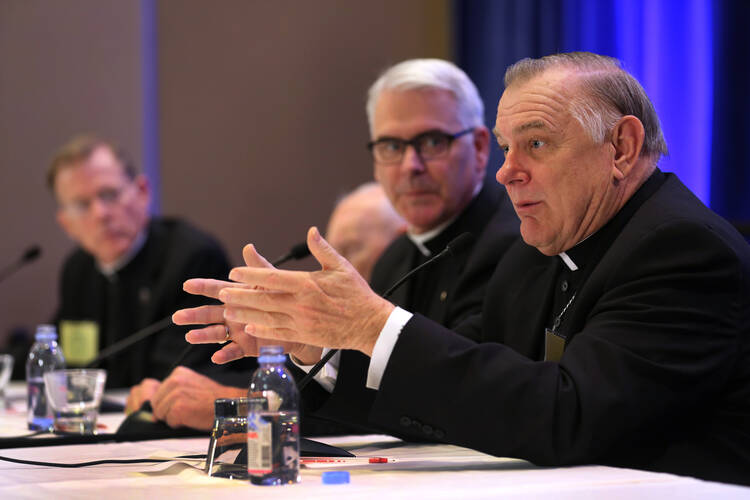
[{"xmin": 1, "ymin": 384, "xmax": 748, "ymax": 499}]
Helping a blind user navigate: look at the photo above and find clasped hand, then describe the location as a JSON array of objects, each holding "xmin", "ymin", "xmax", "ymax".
[{"xmin": 173, "ymin": 227, "xmax": 394, "ymax": 364}]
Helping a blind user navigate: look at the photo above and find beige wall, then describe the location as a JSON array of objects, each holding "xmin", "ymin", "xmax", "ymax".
[
  {"xmin": 156, "ymin": 0, "xmax": 452, "ymax": 266},
  {"xmin": 0, "ymin": 1, "xmax": 451, "ymax": 349},
  {"xmin": 0, "ymin": 0, "xmax": 147, "ymax": 347}
]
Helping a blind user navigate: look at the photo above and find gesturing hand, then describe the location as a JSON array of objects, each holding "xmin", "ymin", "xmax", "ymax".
[
  {"xmin": 220, "ymin": 226, "xmax": 394, "ymax": 356},
  {"xmin": 173, "ymin": 243, "xmax": 320, "ymax": 364}
]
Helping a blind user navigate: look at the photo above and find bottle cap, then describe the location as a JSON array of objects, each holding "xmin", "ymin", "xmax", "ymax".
[
  {"xmin": 321, "ymin": 470, "xmax": 350, "ymax": 484},
  {"xmin": 258, "ymin": 345, "xmax": 285, "ymax": 364},
  {"xmin": 34, "ymin": 324, "xmax": 57, "ymax": 341}
]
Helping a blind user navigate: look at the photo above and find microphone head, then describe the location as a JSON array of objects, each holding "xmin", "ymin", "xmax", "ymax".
[
  {"xmin": 289, "ymin": 242, "xmax": 311, "ymax": 260},
  {"xmin": 22, "ymin": 245, "xmax": 41, "ymax": 262},
  {"xmin": 445, "ymin": 232, "xmax": 474, "ymax": 256}
]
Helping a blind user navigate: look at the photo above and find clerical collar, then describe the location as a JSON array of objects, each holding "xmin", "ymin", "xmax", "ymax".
[
  {"xmin": 557, "ymin": 251, "xmax": 578, "ymax": 271},
  {"xmin": 97, "ymin": 226, "xmax": 148, "ymax": 277},
  {"xmin": 406, "ymin": 217, "xmax": 457, "ymax": 257}
]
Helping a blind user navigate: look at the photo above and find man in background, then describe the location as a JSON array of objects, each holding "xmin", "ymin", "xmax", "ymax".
[
  {"xmin": 125, "ymin": 182, "xmax": 404, "ymax": 429},
  {"xmin": 325, "ymin": 182, "xmax": 406, "ymax": 282},
  {"xmin": 288, "ymin": 59, "xmax": 519, "ymax": 433},
  {"xmin": 49, "ymin": 134, "xmax": 238, "ymax": 388},
  {"xmin": 175, "ymin": 59, "xmax": 520, "ymax": 438}
]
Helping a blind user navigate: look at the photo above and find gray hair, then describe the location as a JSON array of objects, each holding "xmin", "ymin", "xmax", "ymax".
[
  {"xmin": 504, "ymin": 52, "xmax": 668, "ymax": 159},
  {"xmin": 366, "ymin": 59, "xmax": 484, "ymax": 135}
]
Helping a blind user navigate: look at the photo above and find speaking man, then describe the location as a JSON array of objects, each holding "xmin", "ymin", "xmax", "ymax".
[{"xmin": 179, "ymin": 53, "xmax": 750, "ymax": 485}]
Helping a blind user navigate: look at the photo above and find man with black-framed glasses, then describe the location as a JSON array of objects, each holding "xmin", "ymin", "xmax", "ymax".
[
  {"xmin": 359, "ymin": 58, "xmax": 520, "ymax": 336},
  {"xmin": 285, "ymin": 59, "xmax": 520, "ymax": 435}
]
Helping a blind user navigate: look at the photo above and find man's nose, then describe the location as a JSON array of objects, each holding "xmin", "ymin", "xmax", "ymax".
[
  {"xmin": 496, "ymin": 150, "xmax": 529, "ymax": 186},
  {"xmin": 400, "ymin": 144, "xmax": 427, "ymax": 174}
]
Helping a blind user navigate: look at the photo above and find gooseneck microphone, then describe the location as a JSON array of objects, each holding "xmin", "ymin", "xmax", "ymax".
[
  {"xmin": 0, "ymin": 245, "xmax": 42, "ymax": 283},
  {"xmin": 88, "ymin": 241, "xmax": 313, "ymax": 371},
  {"xmin": 296, "ymin": 232, "xmax": 474, "ymax": 390},
  {"xmin": 116, "ymin": 239, "xmax": 315, "ymax": 435},
  {"xmin": 272, "ymin": 242, "xmax": 311, "ymax": 267},
  {"xmin": 85, "ymin": 316, "xmax": 173, "ymax": 369}
]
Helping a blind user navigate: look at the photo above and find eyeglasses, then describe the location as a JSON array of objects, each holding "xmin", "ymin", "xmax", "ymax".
[
  {"xmin": 367, "ymin": 128, "xmax": 474, "ymax": 164},
  {"xmin": 60, "ymin": 185, "xmax": 132, "ymax": 218}
]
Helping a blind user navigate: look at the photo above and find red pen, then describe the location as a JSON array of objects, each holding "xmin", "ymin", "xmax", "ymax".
[{"xmin": 301, "ymin": 456, "xmax": 396, "ymax": 467}]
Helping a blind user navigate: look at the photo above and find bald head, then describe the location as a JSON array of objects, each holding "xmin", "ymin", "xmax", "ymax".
[{"xmin": 327, "ymin": 183, "xmax": 406, "ymax": 281}]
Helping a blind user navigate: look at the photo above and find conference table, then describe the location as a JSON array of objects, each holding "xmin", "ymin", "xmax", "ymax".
[{"xmin": 0, "ymin": 383, "xmax": 748, "ymax": 499}]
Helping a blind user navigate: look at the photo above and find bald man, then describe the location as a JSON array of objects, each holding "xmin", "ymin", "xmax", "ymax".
[{"xmin": 326, "ymin": 182, "xmax": 406, "ymax": 282}]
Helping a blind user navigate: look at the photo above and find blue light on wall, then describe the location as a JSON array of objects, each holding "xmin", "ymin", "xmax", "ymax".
[
  {"xmin": 457, "ymin": 0, "xmax": 716, "ymax": 206},
  {"xmin": 562, "ymin": 0, "xmax": 713, "ymax": 204}
]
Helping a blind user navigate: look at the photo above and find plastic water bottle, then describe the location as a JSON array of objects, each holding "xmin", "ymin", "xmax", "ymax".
[
  {"xmin": 247, "ymin": 345, "xmax": 300, "ymax": 485},
  {"xmin": 26, "ymin": 324, "xmax": 65, "ymax": 431}
]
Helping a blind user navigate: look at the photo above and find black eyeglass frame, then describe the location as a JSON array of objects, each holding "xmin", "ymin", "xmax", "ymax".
[{"xmin": 366, "ymin": 127, "xmax": 475, "ymax": 163}]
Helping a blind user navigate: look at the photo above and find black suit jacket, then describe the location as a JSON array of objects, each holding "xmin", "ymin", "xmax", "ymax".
[
  {"xmin": 56, "ymin": 217, "xmax": 255, "ymax": 388},
  {"xmin": 370, "ymin": 181, "xmax": 520, "ymax": 329},
  {"xmin": 302, "ymin": 182, "xmax": 521, "ymax": 435},
  {"xmin": 369, "ymin": 172, "xmax": 750, "ymax": 485}
]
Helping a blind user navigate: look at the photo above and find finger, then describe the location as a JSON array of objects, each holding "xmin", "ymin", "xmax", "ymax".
[
  {"xmin": 124, "ymin": 390, "xmax": 140, "ymax": 414},
  {"xmin": 224, "ymin": 305, "xmax": 292, "ymax": 330},
  {"xmin": 307, "ymin": 226, "xmax": 349, "ymax": 271},
  {"xmin": 183, "ymin": 278, "xmax": 245, "ymax": 299},
  {"xmin": 219, "ymin": 287, "xmax": 293, "ymax": 314},
  {"xmin": 168, "ymin": 365, "xmax": 201, "ymax": 382},
  {"xmin": 228, "ymin": 266, "xmax": 308, "ymax": 293},
  {"xmin": 185, "ymin": 324, "xmax": 230, "ymax": 344},
  {"xmin": 173, "ymin": 304, "xmax": 226, "ymax": 326},
  {"xmin": 211, "ymin": 342, "xmax": 248, "ymax": 364},
  {"xmin": 126, "ymin": 379, "xmax": 159, "ymax": 413},
  {"xmin": 242, "ymin": 243, "xmax": 274, "ymax": 268},
  {"xmin": 151, "ymin": 387, "xmax": 178, "ymax": 425}
]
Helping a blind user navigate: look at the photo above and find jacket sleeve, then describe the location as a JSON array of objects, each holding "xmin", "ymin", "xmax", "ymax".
[{"xmin": 368, "ymin": 220, "xmax": 748, "ymax": 470}]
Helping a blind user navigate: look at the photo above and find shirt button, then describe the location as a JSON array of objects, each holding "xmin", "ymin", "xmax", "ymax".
[
  {"xmin": 399, "ymin": 416, "xmax": 412, "ymax": 427},
  {"xmin": 561, "ymin": 280, "xmax": 569, "ymax": 292},
  {"xmin": 439, "ymin": 291, "xmax": 447, "ymax": 302}
]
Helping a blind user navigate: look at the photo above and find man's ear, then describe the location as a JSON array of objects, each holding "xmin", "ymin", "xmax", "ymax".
[
  {"xmin": 473, "ymin": 126, "xmax": 491, "ymax": 176},
  {"xmin": 373, "ymin": 164, "xmax": 382, "ymax": 184},
  {"xmin": 131, "ymin": 174, "xmax": 151, "ymax": 214},
  {"xmin": 134, "ymin": 174, "xmax": 150, "ymax": 198},
  {"xmin": 56, "ymin": 209, "xmax": 76, "ymax": 240},
  {"xmin": 610, "ymin": 115, "xmax": 645, "ymax": 181}
]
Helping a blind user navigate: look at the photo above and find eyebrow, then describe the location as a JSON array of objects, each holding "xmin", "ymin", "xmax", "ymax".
[
  {"xmin": 515, "ymin": 120, "xmax": 548, "ymax": 134},
  {"xmin": 374, "ymin": 129, "xmax": 446, "ymax": 142},
  {"xmin": 493, "ymin": 120, "xmax": 549, "ymax": 142}
]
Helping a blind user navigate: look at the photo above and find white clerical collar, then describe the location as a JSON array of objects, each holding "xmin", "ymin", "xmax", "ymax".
[
  {"xmin": 557, "ymin": 251, "xmax": 579, "ymax": 271},
  {"xmin": 557, "ymin": 227, "xmax": 603, "ymax": 272},
  {"xmin": 97, "ymin": 226, "xmax": 148, "ymax": 278},
  {"xmin": 406, "ymin": 215, "xmax": 458, "ymax": 257}
]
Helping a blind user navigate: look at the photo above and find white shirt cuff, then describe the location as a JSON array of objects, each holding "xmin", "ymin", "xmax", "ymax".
[
  {"xmin": 290, "ymin": 348, "xmax": 340, "ymax": 393},
  {"xmin": 366, "ymin": 306, "xmax": 413, "ymax": 390}
]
